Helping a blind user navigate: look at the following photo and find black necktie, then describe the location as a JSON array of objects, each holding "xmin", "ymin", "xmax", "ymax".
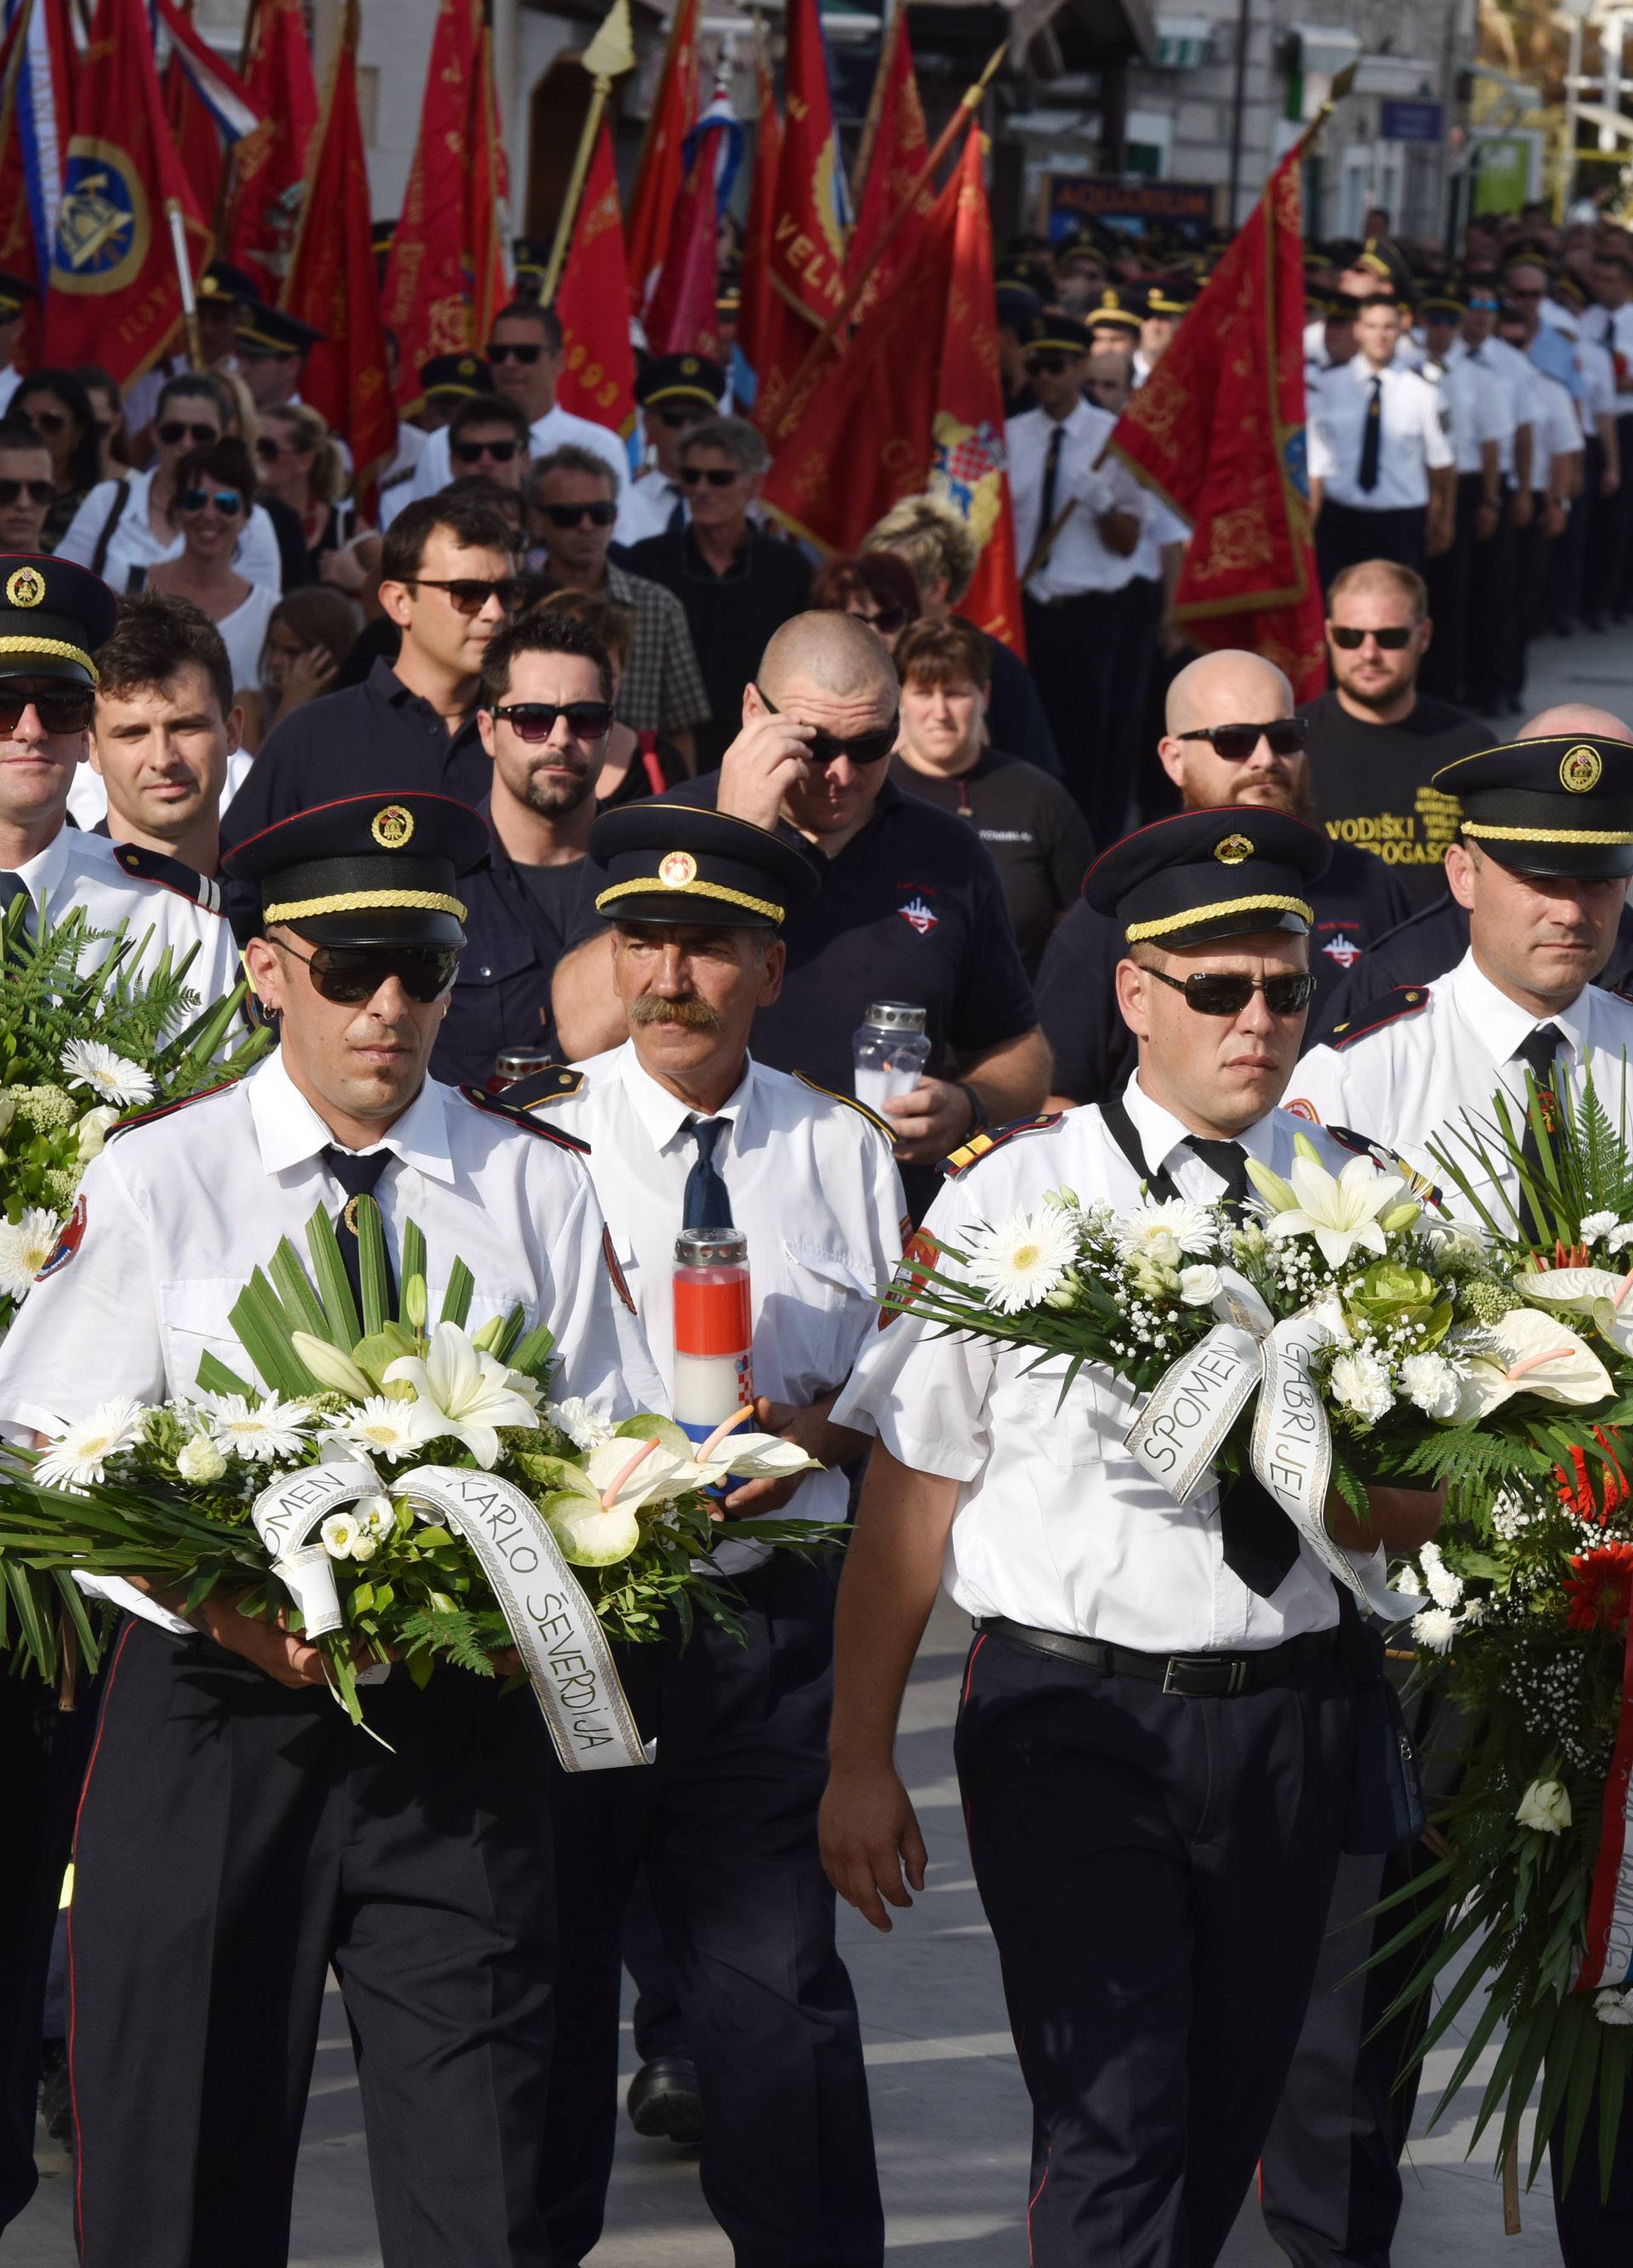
[
  {"xmin": 322, "ymin": 1145, "xmax": 398, "ymax": 1325},
  {"xmin": 1513, "ymin": 1024, "xmax": 1564, "ymax": 1242},
  {"xmin": 1035, "ymin": 423, "xmax": 1064, "ymax": 560},
  {"xmin": 682, "ymin": 1117, "xmax": 733, "ymax": 1231},
  {"xmin": 1188, "ymin": 1136, "xmax": 1300, "ymax": 1596},
  {"xmin": 1358, "ymin": 374, "xmax": 1383, "ymax": 492}
]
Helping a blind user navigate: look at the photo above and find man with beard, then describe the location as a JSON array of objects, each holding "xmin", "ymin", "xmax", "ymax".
[
  {"xmin": 433, "ymin": 611, "xmax": 611, "ymax": 1084},
  {"xmin": 1035, "ymin": 649, "xmax": 1410, "ymax": 1109}
]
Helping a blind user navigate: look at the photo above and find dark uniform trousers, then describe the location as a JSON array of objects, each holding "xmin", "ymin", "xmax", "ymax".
[
  {"xmin": 1315, "ymin": 503, "xmax": 1426, "ymax": 597},
  {"xmin": 1466, "ymin": 504, "xmax": 1520, "ymax": 712},
  {"xmin": 1551, "ymin": 2088, "xmax": 1633, "ymax": 2265},
  {"xmin": 1420, "ymin": 475, "xmax": 1483, "ymax": 704},
  {"xmin": 955, "ymin": 1624, "xmax": 1355, "ymax": 2268},
  {"xmin": 538, "ymin": 1551, "xmax": 883, "ymax": 2268},
  {"xmin": 1021, "ymin": 589, "xmax": 1125, "ymax": 841},
  {"xmin": 67, "ymin": 1618, "xmax": 560, "ymax": 2268}
]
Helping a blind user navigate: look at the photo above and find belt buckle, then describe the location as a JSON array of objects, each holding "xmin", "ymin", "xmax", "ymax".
[{"xmin": 1163, "ymin": 1654, "xmax": 1247, "ymax": 1697}]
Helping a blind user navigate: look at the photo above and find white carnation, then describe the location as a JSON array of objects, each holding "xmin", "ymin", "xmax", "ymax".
[
  {"xmin": 1399, "ymin": 1351, "xmax": 1459, "ymax": 1421},
  {"xmin": 1580, "ymin": 1210, "xmax": 1622, "ymax": 1242},
  {"xmin": 1330, "ymin": 1348, "xmax": 1394, "ymax": 1422},
  {"xmin": 543, "ymin": 1396, "xmax": 617, "ymax": 1453},
  {"xmin": 1410, "ymin": 1606, "xmax": 1459, "ymax": 1652},
  {"xmin": 1424, "ymin": 1558, "xmax": 1464, "ymax": 1610}
]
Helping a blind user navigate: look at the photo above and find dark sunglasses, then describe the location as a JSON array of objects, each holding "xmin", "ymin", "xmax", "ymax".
[
  {"xmin": 158, "ymin": 418, "xmax": 220, "ymax": 447},
  {"xmin": 1175, "ymin": 719, "xmax": 1308, "ymax": 759},
  {"xmin": 538, "ymin": 500, "xmax": 617, "ymax": 528},
  {"xmin": 486, "ymin": 342, "xmax": 543, "ymax": 366},
  {"xmin": 0, "ymin": 479, "xmax": 55, "ymax": 507},
  {"xmin": 753, "ymin": 685, "xmax": 898, "ymax": 770},
  {"xmin": 253, "ymin": 436, "xmax": 286, "ymax": 461},
  {"xmin": 680, "ymin": 465, "xmax": 740, "ymax": 487},
  {"xmin": 1147, "ymin": 966, "xmax": 1317, "ymax": 1018},
  {"xmin": 854, "ymin": 605, "xmax": 908, "ymax": 635},
  {"xmin": 0, "ymin": 686, "xmax": 94, "ymax": 734},
  {"xmin": 490, "ymin": 699, "xmax": 614, "ymax": 742},
  {"xmin": 405, "ymin": 574, "xmax": 526, "ymax": 615},
  {"xmin": 655, "ymin": 406, "xmax": 705, "ymax": 430},
  {"xmin": 26, "ymin": 409, "xmax": 68, "ymax": 435},
  {"xmin": 276, "ymin": 937, "xmax": 459, "ymax": 1004},
  {"xmin": 452, "ymin": 437, "xmax": 521, "ymax": 465},
  {"xmin": 177, "ymin": 486, "xmax": 245, "ymax": 516},
  {"xmin": 1329, "ymin": 624, "xmax": 1413, "ymax": 650},
  {"xmin": 1024, "ymin": 354, "xmax": 1074, "ymax": 378}
]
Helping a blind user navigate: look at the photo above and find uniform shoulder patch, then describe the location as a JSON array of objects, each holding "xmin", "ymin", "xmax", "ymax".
[
  {"xmin": 503, "ymin": 1064, "xmax": 586, "ymax": 1110},
  {"xmin": 106, "ymin": 1078, "xmax": 239, "ymax": 1142},
  {"xmin": 111, "ymin": 842, "xmax": 224, "ymax": 916},
  {"xmin": 793, "ymin": 1071, "xmax": 894, "ymax": 1142},
  {"xmin": 1325, "ymin": 986, "xmax": 1433, "ymax": 1052},
  {"xmin": 458, "ymin": 1083, "xmax": 591, "ymax": 1155},
  {"xmin": 942, "ymin": 1111, "xmax": 1064, "ymax": 1179}
]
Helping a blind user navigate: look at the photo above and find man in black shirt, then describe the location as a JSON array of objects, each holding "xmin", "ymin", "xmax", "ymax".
[
  {"xmin": 1037, "ymin": 648, "xmax": 1410, "ymax": 1106},
  {"xmin": 552, "ymin": 610, "xmax": 1048, "ymax": 1214},
  {"xmin": 623, "ymin": 416, "xmax": 811, "ymax": 772},
  {"xmin": 222, "ymin": 493, "xmax": 518, "ymax": 859},
  {"xmin": 1300, "ymin": 559, "xmax": 1488, "ymax": 909},
  {"xmin": 432, "ymin": 611, "xmax": 612, "ymax": 1087}
]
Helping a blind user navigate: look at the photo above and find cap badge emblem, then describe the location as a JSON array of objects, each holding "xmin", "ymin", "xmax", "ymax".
[
  {"xmin": 5, "ymin": 565, "xmax": 44, "ymax": 609},
  {"xmin": 458, "ymin": 357, "xmax": 475, "ymax": 375},
  {"xmin": 1214, "ymin": 833, "xmax": 1255, "ymax": 865},
  {"xmin": 1561, "ymin": 743, "xmax": 1602, "ymax": 794},
  {"xmin": 659, "ymin": 851, "xmax": 697, "ymax": 889},
  {"xmin": 371, "ymin": 804, "xmax": 415, "ymax": 850},
  {"xmin": 681, "ymin": 357, "xmax": 698, "ymax": 374}
]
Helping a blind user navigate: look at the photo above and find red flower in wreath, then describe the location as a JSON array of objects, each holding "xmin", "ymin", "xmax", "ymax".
[{"xmin": 1564, "ymin": 1541, "xmax": 1633, "ymax": 1633}]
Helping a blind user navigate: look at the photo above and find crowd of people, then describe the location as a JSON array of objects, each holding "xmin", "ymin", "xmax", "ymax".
[{"xmin": 0, "ymin": 190, "xmax": 1631, "ymax": 2268}]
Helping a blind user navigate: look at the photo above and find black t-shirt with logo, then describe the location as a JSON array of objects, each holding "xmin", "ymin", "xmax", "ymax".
[
  {"xmin": 1298, "ymin": 688, "xmax": 1488, "ymax": 910},
  {"xmin": 890, "ymin": 748, "xmax": 1095, "ymax": 973}
]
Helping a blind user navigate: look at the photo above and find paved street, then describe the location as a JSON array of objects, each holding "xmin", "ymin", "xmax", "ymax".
[{"xmin": 10, "ymin": 628, "xmax": 1630, "ymax": 2263}]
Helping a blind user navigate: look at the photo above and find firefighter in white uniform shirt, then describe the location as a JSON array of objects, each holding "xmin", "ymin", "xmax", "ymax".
[
  {"xmin": 507, "ymin": 802, "xmax": 900, "ymax": 2268},
  {"xmin": 820, "ymin": 806, "xmax": 1445, "ymax": 2268},
  {"xmin": 0, "ymin": 553, "xmax": 238, "ymax": 998},
  {"xmin": 1289, "ymin": 725, "xmax": 1633, "ymax": 1228}
]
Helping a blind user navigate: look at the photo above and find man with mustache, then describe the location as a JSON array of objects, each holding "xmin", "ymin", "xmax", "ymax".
[{"xmin": 1034, "ymin": 648, "xmax": 1411, "ymax": 1109}]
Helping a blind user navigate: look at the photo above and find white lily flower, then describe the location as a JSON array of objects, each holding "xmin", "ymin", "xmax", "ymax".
[
  {"xmin": 383, "ymin": 1322, "xmax": 542, "ymax": 1469},
  {"xmin": 35, "ymin": 1397, "xmax": 145, "ymax": 1491},
  {"xmin": 1259, "ymin": 1154, "xmax": 1406, "ymax": 1271},
  {"xmin": 293, "ymin": 1333, "xmax": 376, "ymax": 1400},
  {"xmin": 1450, "ymin": 1308, "xmax": 1613, "ymax": 1421}
]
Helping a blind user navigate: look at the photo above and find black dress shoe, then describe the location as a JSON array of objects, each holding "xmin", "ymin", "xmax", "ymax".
[{"xmin": 626, "ymin": 2055, "xmax": 705, "ymax": 2148}]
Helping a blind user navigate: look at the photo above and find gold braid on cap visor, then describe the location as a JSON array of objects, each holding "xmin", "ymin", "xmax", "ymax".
[
  {"xmin": 1124, "ymin": 893, "xmax": 1312, "ymax": 943},
  {"xmin": 1460, "ymin": 821, "xmax": 1633, "ymax": 846},
  {"xmin": 595, "ymin": 876, "xmax": 784, "ymax": 922},
  {"xmin": 0, "ymin": 637, "xmax": 97, "ymax": 679},
  {"xmin": 262, "ymin": 888, "xmax": 468, "ymax": 922}
]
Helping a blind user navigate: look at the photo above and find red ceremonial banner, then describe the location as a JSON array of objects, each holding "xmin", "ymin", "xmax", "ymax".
[
  {"xmin": 43, "ymin": 0, "xmax": 205, "ymax": 384},
  {"xmin": 624, "ymin": 0, "xmax": 700, "ymax": 319},
  {"xmin": 282, "ymin": 0, "xmax": 396, "ymax": 504},
  {"xmin": 845, "ymin": 8, "xmax": 928, "ymax": 325},
  {"xmin": 646, "ymin": 105, "xmax": 731, "ymax": 362},
  {"xmin": 750, "ymin": 0, "xmax": 846, "ymax": 437},
  {"xmin": 160, "ymin": 0, "xmax": 254, "ymax": 225},
  {"xmin": 554, "ymin": 120, "xmax": 637, "ymax": 441},
  {"xmin": 737, "ymin": 22, "xmax": 781, "ymax": 387},
  {"xmin": 1105, "ymin": 138, "xmax": 1323, "ymax": 698},
  {"xmin": 222, "ymin": 0, "xmax": 318, "ymax": 303}
]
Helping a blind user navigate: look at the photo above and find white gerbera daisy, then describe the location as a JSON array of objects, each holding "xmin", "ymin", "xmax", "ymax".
[
  {"xmin": 339, "ymin": 1397, "xmax": 441, "ymax": 1464},
  {"xmin": 0, "ymin": 1207, "xmax": 65, "ymax": 1299},
  {"xmin": 199, "ymin": 1391, "xmax": 315, "ymax": 1462},
  {"xmin": 59, "ymin": 1040, "xmax": 155, "ymax": 1110},
  {"xmin": 544, "ymin": 1396, "xmax": 616, "ymax": 1453},
  {"xmin": 1112, "ymin": 1198, "xmax": 1215, "ymax": 1264},
  {"xmin": 35, "ymin": 1397, "xmax": 145, "ymax": 1491},
  {"xmin": 965, "ymin": 1205, "xmax": 1079, "ymax": 1316}
]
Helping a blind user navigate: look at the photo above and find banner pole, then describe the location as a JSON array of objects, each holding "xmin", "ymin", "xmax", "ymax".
[
  {"xmin": 166, "ymin": 198, "xmax": 202, "ymax": 366},
  {"xmin": 542, "ymin": 0, "xmax": 635, "ymax": 304}
]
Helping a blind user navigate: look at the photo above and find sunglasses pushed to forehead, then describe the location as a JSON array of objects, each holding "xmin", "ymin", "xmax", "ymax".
[
  {"xmin": 404, "ymin": 574, "xmax": 527, "ymax": 615},
  {"xmin": 452, "ymin": 437, "xmax": 521, "ymax": 465},
  {"xmin": 0, "ymin": 685, "xmax": 94, "ymax": 734},
  {"xmin": 276, "ymin": 937, "xmax": 460, "ymax": 1004},
  {"xmin": 1175, "ymin": 719, "xmax": 1308, "ymax": 759},
  {"xmin": 489, "ymin": 699, "xmax": 613, "ymax": 742},
  {"xmin": 1329, "ymin": 624, "xmax": 1414, "ymax": 649},
  {"xmin": 1147, "ymin": 966, "xmax": 1317, "ymax": 1018},
  {"xmin": 753, "ymin": 684, "xmax": 898, "ymax": 770},
  {"xmin": 176, "ymin": 486, "xmax": 244, "ymax": 516}
]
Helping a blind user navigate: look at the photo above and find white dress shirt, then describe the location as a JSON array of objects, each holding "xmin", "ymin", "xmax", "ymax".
[
  {"xmin": 1576, "ymin": 333, "xmax": 1618, "ymax": 431},
  {"xmin": 1289, "ymin": 948, "xmax": 1633, "ymax": 1224},
  {"xmin": 615, "ymin": 468, "xmax": 686, "ymax": 545},
  {"xmin": 834, "ymin": 1077, "xmax": 1378, "ymax": 1654},
  {"xmin": 0, "ymin": 366, "xmax": 20, "ymax": 415},
  {"xmin": 1584, "ymin": 302, "xmax": 1633, "ymax": 397},
  {"xmin": 1425, "ymin": 355, "xmax": 1511, "ymax": 477},
  {"xmin": 54, "ymin": 466, "xmax": 282, "ymax": 595},
  {"xmin": 1004, "ymin": 399, "xmax": 1147, "ymax": 603},
  {"xmin": 1306, "ymin": 357, "xmax": 1453, "ymax": 509},
  {"xmin": 389, "ymin": 402, "xmax": 634, "ymax": 534},
  {"xmin": 1531, "ymin": 370, "xmax": 1585, "ymax": 492},
  {"xmin": 1453, "ymin": 335, "xmax": 1542, "ymax": 484},
  {"xmin": 8, "ymin": 821, "xmax": 239, "ymax": 999},
  {"xmin": 543, "ymin": 1043, "xmax": 907, "ymax": 1570}
]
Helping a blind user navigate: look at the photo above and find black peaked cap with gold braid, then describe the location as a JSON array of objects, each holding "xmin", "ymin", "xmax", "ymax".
[
  {"xmin": 221, "ymin": 792, "xmax": 490, "ymax": 948},
  {"xmin": 1084, "ymin": 807, "xmax": 1334, "ymax": 948},
  {"xmin": 589, "ymin": 804, "xmax": 822, "ymax": 931},
  {"xmin": 0, "ymin": 553, "xmax": 117, "ymax": 686},
  {"xmin": 1430, "ymin": 735, "xmax": 1633, "ymax": 878}
]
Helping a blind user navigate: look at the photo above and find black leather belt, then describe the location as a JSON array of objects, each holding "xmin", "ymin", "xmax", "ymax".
[{"xmin": 976, "ymin": 1615, "xmax": 1338, "ymax": 1698}]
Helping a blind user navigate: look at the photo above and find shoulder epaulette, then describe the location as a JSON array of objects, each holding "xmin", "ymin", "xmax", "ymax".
[
  {"xmin": 1324, "ymin": 985, "xmax": 1432, "ymax": 1051},
  {"xmin": 504, "ymin": 1063, "xmax": 587, "ymax": 1110},
  {"xmin": 106, "ymin": 1078, "xmax": 238, "ymax": 1142},
  {"xmin": 458, "ymin": 1082, "xmax": 590, "ymax": 1154},
  {"xmin": 1324, "ymin": 1123, "xmax": 1444, "ymax": 1208},
  {"xmin": 794, "ymin": 1071, "xmax": 894, "ymax": 1141},
  {"xmin": 942, "ymin": 1111, "xmax": 1064, "ymax": 1179},
  {"xmin": 111, "ymin": 842, "xmax": 223, "ymax": 915}
]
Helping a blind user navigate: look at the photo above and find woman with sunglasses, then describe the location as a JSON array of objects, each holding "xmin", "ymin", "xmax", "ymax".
[
  {"xmin": 255, "ymin": 403, "xmax": 354, "ymax": 579},
  {"xmin": 139, "ymin": 441, "xmax": 280, "ymax": 700},
  {"xmin": 809, "ymin": 552, "xmax": 920, "ymax": 654},
  {"xmin": 13, "ymin": 368, "xmax": 100, "ymax": 550}
]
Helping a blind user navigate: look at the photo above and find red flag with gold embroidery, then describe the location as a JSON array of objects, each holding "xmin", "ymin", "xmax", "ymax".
[
  {"xmin": 554, "ymin": 120, "xmax": 636, "ymax": 441},
  {"xmin": 751, "ymin": 0, "xmax": 848, "ymax": 438},
  {"xmin": 1104, "ymin": 139, "xmax": 1321, "ymax": 697},
  {"xmin": 624, "ymin": 0, "xmax": 699, "ymax": 319},
  {"xmin": 221, "ymin": 0, "xmax": 317, "ymax": 303},
  {"xmin": 845, "ymin": 8, "xmax": 928, "ymax": 323},
  {"xmin": 282, "ymin": 0, "xmax": 395, "ymax": 503},
  {"xmin": 932, "ymin": 128, "xmax": 1024, "ymax": 654},
  {"xmin": 737, "ymin": 20, "xmax": 781, "ymax": 389}
]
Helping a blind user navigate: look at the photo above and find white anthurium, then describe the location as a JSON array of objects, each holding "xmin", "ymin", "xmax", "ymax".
[
  {"xmin": 1450, "ymin": 1307, "xmax": 1613, "ymax": 1422},
  {"xmin": 1249, "ymin": 1151, "xmax": 1407, "ymax": 1271},
  {"xmin": 382, "ymin": 1322, "xmax": 542, "ymax": 1468},
  {"xmin": 680, "ymin": 1433, "xmax": 821, "ymax": 1487},
  {"xmin": 534, "ymin": 1430, "xmax": 698, "ymax": 1566},
  {"xmin": 1513, "ymin": 1265, "xmax": 1633, "ymax": 1356}
]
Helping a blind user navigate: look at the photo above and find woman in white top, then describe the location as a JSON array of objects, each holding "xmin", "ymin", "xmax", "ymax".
[{"xmin": 139, "ymin": 440, "xmax": 279, "ymax": 699}]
